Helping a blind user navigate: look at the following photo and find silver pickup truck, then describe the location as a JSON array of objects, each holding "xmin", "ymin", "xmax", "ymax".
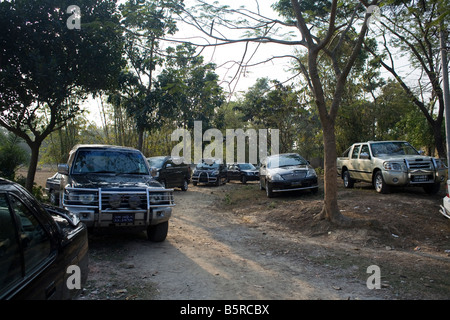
[{"xmin": 337, "ymin": 141, "xmax": 446, "ymax": 194}]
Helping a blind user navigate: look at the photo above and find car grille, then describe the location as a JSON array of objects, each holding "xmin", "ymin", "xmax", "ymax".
[
  {"xmin": 406, "ymin": 160, "xmax": 432, "ymax": 170},
  {"xmin": 281, "ymin": 170, "xmax": 307, "ymax": 181},
  {"xmin": 63, "ymin": 187, "xmax": 175, "ymax": 213}
]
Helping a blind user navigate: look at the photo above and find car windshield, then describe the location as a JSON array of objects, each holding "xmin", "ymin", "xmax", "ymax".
[
  {"xmin": 238, "ymin": 163, "xmax": 256, "ymax": 170},
  {"xmin": 267, "ymin": 154, "xmax": 308, "ymax": 169},
  {"xmin": 72, "ymin": 150, "xmax": 149, "ymax": 174},
  {"xmin": 370, "ymin": 142, "xmax": 419, "ymax": 157},
  {"xmin": 147, "ymin": 157, "xmax": 165, "ymax": 168},
  {"xmin": 196, "ymin": 162, "xmax": 219, "ymax": 169}
]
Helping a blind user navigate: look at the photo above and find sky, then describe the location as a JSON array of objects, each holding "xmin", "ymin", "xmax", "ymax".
[
  {"xmin": 83, "ymin": 0, "xmax": 414, "ymax": 127},
  {"xmin": 84, "ymin": 0, "xmax": 299, "ymax": 126}
]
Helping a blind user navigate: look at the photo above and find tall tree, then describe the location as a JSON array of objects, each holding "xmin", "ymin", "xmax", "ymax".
[
  {"xmin": 177, "ymin": 0, "xmax": 377, "ymax": 224},
  {"xmin": 364, "ymin": 0, "xmax": 449, "ymax": 158},
  {"xmin": 0, "ymin": 0, "xmax": 125, "ymax": 190},
  {"xmin": 116, "ymin": 0, "xmax": 182, "ymax": 151}
]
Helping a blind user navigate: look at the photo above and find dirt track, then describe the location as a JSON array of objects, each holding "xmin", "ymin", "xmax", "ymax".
[{"xmin": 75, "ymin": 179, "xmax": 450, "ymax": 301}]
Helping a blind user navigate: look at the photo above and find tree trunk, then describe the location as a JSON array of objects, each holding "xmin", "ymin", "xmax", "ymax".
[
  {"xmin": 26, "ymin": 143, "xmax": 41, "ymax": 192},
  {"xmin": 316, "ymin": 118, "xmax": 352, "ymax": 226}
]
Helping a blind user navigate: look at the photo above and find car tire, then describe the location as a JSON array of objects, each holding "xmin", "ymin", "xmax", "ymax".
[
  {"xmin": 343, "ymin": 170, "xmax": 354, "ymax": 188},
  {"xmin": 241, "ymin": 175, "xmax": 247, "ymax": 184},
  {"xmin": 266, "ymin": 181, "xmax": 274, "ymax": 198},
  {"xmin": 147, "ymin": 221, "xmax": 168, "ymax": 242},
  {"xmin": 423, "ymin": 182, "xmax": 440, "ymax": 194},
  {"xmin": 374, "ymin": 171, "xmax": 390, "ymax": 194},
  {"xmin": 259, "ymin": 178, "xmax": 264, "ymax": 190},
  {"xmin": 181, "ymin": 179, "xmax": 189, "ymax": 191}
]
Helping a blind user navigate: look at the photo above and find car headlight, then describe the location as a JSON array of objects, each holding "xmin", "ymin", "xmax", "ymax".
[
  {"xmin": 211, "ymin": 170, "xmax": 219, "ymax": 176},
  {"xmin": 383, "ymin": 162, "xmax": 405, "ymax": 171},
  {"xmin": 269, "ymin": 173, "xmax": 284, "ymax": 181},
  {"xmin": 306, "ymin": 168, "xmax": 317, "ymax": 177},
  {"xmin": 68, "ymin": 192, "xmax": 96, "ymax": 204}
]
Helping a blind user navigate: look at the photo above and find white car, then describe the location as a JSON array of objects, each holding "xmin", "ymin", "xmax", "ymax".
[{"xmin": 440, "ymin": 179, "xmax": 450, "ymax": 219}]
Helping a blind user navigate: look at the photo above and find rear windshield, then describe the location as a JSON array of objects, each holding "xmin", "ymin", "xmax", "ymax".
[
  {"xmin": 147, "ymin": 157, "xmax": 165, "ymax": 168},
  {"xmin": 72, "ymin": 149, "xmax": 149, "ymax": 175}
]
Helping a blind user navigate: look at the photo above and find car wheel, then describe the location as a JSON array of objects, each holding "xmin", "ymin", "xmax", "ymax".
[
  {"xmin": 423, "ymin": 182, "xmax": 440, "ymax": 194},
  {"xmin": 265, "ymin": 181, "xmax": 274, "ymax": 198},
  {"xmin": 241, "ymin": 175, "xmax": 247, "ymax": 184},
  {"xmin": 259, "ymin": 178, "xmax": 264, "ymax": 190},
  {"xmin": 374, "ymin": 171, "xmax": 390, "ymax": 194},
  {"xmin": 181, "ymin": 179, "xmax": 189, "ymax": 191},
  {"xmin": 147, "ymin": 221, "xmax": 168, "ymax": 242},
  {"xmin": 343, "ymin": 170, "xmax": 354, "ymax": 188}
]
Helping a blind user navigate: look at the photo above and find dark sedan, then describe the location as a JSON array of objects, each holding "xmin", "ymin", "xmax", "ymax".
[
  {"xmin": 0, "ymin": 178, "xmax": 88, "ymax": 300},
  {"xmin": 227, "ymin": 163, "xmax": 259, "ymax": 183},
  {"xmin": 259, "ymin": 153, "xmax": 319, "ymax": 197}
]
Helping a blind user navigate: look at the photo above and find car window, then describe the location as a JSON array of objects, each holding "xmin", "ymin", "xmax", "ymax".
[
  {"xmin": 351, "ymin": 145, "xmax": 361, "ymax": 159},
  {"xmin": 0, "ymin": 194, "xmax": 22, "ymax": 293},
  {"xmin": 360, "ymin": 145, "xmax": 370, "ymax": 158},
  {"xmin": 9, "ymin": 195, "xmax": 51, "ymax": 274},
  {"xmin": 73, "ymin": 149, "xmax": 149, "ymax": 174}
]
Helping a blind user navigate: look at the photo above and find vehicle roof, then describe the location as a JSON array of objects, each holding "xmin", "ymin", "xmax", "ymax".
[
  {"xmin": 70, "ymin": 144, "xmax": 140, "ymax": 151},
  {"xmin": 265, "ymin": 153, "xmax": 301, "ymax": 158},
  {"xmin": 354, "ymin": 140, "xmax": 408, "ymax": 144}
]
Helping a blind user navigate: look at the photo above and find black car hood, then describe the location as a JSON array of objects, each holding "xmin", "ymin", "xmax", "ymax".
[{"xmin": 69, "ymin": 173, "xmax": 163, "ymax": 189}]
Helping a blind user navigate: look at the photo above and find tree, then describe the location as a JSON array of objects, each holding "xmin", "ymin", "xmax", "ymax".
[
  {"xmin": 156, "ymin": 43, "xmax": 225, "ymax": 130},
  {"xmin": 0, "ymin": 129, "xmax": 29, "ymax": 180},
  {"xmin": 175, "ymin": 0, "xmax": 376, "ymax": 224},
  {"xmin": 364, "ymin": 0, "xmax": 450, "ymax": 158},
  {"xmin": 115, "ymin": 0, "xmax": 181, "ymax": 151},
  {"xmin": 0, "ymin": 0, "xmax": 125, "ymax": 190}
]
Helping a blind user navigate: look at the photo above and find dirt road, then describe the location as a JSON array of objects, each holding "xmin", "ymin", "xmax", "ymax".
[{"xmin": 76, "ymin": 180, "xmax": 450, "ymax": 301}]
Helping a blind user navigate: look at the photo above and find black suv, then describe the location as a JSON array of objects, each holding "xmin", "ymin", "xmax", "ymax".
[
  {"xmin": 0, "ymin": 178, "xmax": 88, "ymax": 299},
  {"xmin": 227, "ymin": 163, "xmax": 259, "ymax": 183},
  {"xmin": 259, "ymin": 153, "xmax": 319, "ymax": 197},
  {"xmin": 58, "ymin": 144, "xmax": 175, "ymax": 242},
  {"xmin": 147, "ymin": 156, "xmax": 191, "ymax": 191},
  {"xmin": 192, "ymin": 158, "xmax": 227, "ymax": 186}
]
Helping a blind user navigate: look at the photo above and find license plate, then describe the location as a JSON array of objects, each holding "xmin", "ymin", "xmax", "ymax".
[
  {"xmin": 113, "ymin": 213, "xmax": 134, "ymax": 223},
  {"xmin": 291, "ymin": 182, "xmax": 302, "ymax": 186},
  {"xmin": 413, "ymin": 175, "xmax": 429, "ymax": 182}
]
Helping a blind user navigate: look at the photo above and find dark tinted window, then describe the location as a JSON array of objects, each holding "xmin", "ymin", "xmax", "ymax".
[
  {"xmin": 9, "ymin": 195, "xmax": 51, "ymax": 274},
  {"xmin": 0, "ymin": 194, "xmax": 21, "ymax": 292},
  {"xmin": 73, "ymin": 149, "xmax": 149, "ymax": 174}
]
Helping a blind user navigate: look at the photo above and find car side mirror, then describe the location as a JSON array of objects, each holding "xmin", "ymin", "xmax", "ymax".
[{"xmin": 58, "ymin": 164, "xmax": 69, "ymax": 175}]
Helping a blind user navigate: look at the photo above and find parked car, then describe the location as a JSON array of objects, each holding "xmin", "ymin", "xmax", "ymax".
[
  {"xmin": 337, "ymin": 141, "xmax": 446, "ymax": 194},
  {"xmin": 45, "ymin": 172, "xmax": 62, "ymax": 205},
  {"xmin": 259, "ymin": 153, "xmax": 319, "ymax": 198},
  {"xmin": 192, "ymin": 158, "xmax": 227, "ymax": 186},
  {"xmin": 440, "ymin": 179, "xmax": 450, "ymax": 219},
  {"xmin": 58, "ymin": 144, "xmax": 175, "ymax": 242},
  {"xmin": 147, "ymin": 156, "xmax": 191, "ymax": 191},
  {"xmin": 227, "ymin": 163, "xmax": 259, "ymax": 183},
  {"xmin": 0, "ymin": 178, "xmax": 88, "ymax": 300}
]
